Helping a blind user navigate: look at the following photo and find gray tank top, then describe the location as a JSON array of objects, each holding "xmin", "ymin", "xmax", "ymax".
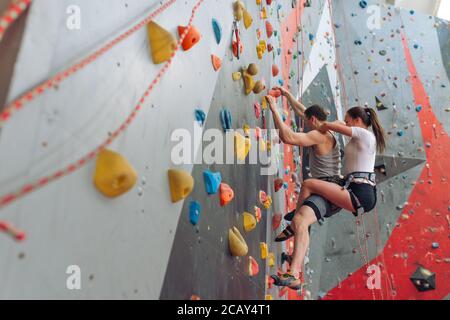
[{"xmin": 309, "ymin": 131, "xmax": 341, "ymax": 178}]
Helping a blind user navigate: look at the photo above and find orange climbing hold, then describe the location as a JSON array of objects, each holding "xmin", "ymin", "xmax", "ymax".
[
  {"xmin": 269, "ymin": 89, "xmax": 281, "ymax": 98},
  {"xmin": 243, "ymin": 212, "xmax": 257, "ymax": 232},
  {"xmin": 211, "ymin": 54, "xmax": 222, "ymax": 71},
  {"xmin": 229, "ymin": 227, "xmax": 248, "ymax": 257},
  {"xmin": 232, "ymin": 41, "xmax": 244, "ymax": 58},
  {"xmin": 93, "ymin": 149, "xmax": 137, "ymax": 198},
  {"xmin": 248, "ymin": 256, "xmax": 259, "ymax": 276},
  {"xmin": 168, "ymin": 169, "xmax": 194, "ymax": 203},
  {"xmin": 265, "ymin": 21, "xmax": 273, "ymax": 38},
  {"xmin": 220, "ymin": 183, "xmax": 234, "ymax": 206},
  {"xmin": 272, "ymin": 65, "xmax": 279, "ymax": 77},
  {"xmin": 178, "ymin": 25, "xmax": 201, "ymax": 51},
  {"xmin": 147, "ymin": 21, "xmax": 177, "ymax": 64}
]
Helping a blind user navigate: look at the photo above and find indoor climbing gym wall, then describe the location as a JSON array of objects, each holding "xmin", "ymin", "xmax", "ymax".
[{"xmin": 0, "ymin": 0, "xmax": 448, "ymax": 300}]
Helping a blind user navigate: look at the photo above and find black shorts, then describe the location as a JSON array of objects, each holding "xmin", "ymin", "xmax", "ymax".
[
  {"xmin": 347, "ymin": 183, "xmax": 377, "ymax": 216},
  {"xmin": 303, "ymin": 176, "xmax": 345, "ymax": 224}
]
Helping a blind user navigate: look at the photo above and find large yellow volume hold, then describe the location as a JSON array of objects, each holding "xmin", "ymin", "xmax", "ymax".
[
  {"xmin": 147, "ymin": 21, "xmax": 177, "ymax": 64},
  {"xmin": 229, "ymin": 227, "xmax": 248, "ymax": 257},
  {"xmin": 243, "ymin": 212, "xmax": 257, "ymax": 232},
  {"xmin": 93, "ymin": 149, "xmax": 137, "ymax": 198},
  {"xmin": 168, "ymin": 169, "xmax": 194, "ymax": 203}
]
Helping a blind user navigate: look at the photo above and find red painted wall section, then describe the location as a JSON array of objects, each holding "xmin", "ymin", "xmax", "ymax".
[{"xmin": 322, "ymin": 33, "xmax": 450, "ymax": 300}]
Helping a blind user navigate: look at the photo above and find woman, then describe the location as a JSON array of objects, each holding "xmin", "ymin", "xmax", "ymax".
[{"xmin": 272, "ymin": 106, "xmax": 386, "ymax": 289}]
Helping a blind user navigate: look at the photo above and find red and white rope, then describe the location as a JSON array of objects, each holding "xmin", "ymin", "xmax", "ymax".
[
  {"xmin": 0, "ymin": 0, "xmax": 205, "ymax": 210},
  {"xmin": 0, "ymin": 0, "xmax": 177, "ymax": 125},
  {"xmin": 0, "ymin": 0, "xmax": 31, "ymax": 43}
]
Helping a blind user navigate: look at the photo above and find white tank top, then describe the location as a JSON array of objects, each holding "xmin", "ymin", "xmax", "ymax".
[{"xmin": 343, "ymin": 127, "xmax": 376, "ymax": 175}]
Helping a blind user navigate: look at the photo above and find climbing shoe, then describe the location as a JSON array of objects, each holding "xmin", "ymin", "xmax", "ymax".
[
  {"xmin": 270, "ymin": 273, "xmax": 302, "ymax": 291},
  {"xmin": 274, "ymin": 225, "xmax": 294, "ymax": 242},
  {"xmin": 284, "ymin": 209, "xmax": 296, "ymax": 221}
]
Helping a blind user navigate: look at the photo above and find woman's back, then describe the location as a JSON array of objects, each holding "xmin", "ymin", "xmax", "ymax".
[{"xmin": 344, "ymin": 127, "xmax": 376, "ymax": 175}]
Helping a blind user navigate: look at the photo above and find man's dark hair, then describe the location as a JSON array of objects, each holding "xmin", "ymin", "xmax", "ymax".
[{"xmin": 304, "ymin": 104, "xmax": 327, "ymax": 121}]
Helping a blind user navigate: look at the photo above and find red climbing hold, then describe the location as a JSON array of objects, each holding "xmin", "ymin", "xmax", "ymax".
[
  {"xmin": 266, "ymin": 21, "xmax": 273, "ymax": 38},
  {"xmin": 272, "ymin": 65, "xmax": 279, "ymax": 77},
  {"xmin": 272, "ymin": 213, "xmax": 282, "ymax": 231},
  {"xmin": 274, "ymin": 178, "xmax": 284, "ymax": 192},
  {"xmin": 211, "ymin": 54, "xmax": 222, "ymax": 71},
  {"xmin": 248, "ymin": 256, "xmax": 259, "ymax": 276},
  {"xmin": 178, "ymin": 25, "xmax": 201, "ymax": 51},
  {"xmin": 254, "ymin": 102, "xmax": 261, "ymax": 119},
  {"xmin": 269, "ymin": 89, "xmax": 281, "ymax": 98},
  {"xmin": 232, "ymin": 41, "xmax": 243, "ymax": 58},
  {"xmin": 220, "ymin": 183, "xmax": 234, "ymax": 207}
]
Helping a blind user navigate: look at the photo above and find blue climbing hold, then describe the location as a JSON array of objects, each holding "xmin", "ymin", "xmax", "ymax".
[
  {"xmin": 220, "ymin": 109, "xmax": 232, "ymax": 131},
  {"xmin": 212, "ymin": 18, "xmax": 222, "ymax": 44},
  {"xmin": 413, "ymin": 44, "xmax": 419, "ymax": 49},
  {"xmin": 277, "ymin": 48, "xmax": 281, "ymax": 56},
  {"xmin": 359, "ymin": 1, "xmax": 367, "ymax": 9},
  {"xmin": 416, "ymin": 105, "xmax": 422, "ymax": 112},
  {"xmin": 397, "ymin": 130, "xmax": 404, "ymax": 137},
  {"xmin": 203, "ymin": 170, "xmax": 222, "ymax": 195},
  {"xmin": 195, "ymin": 109, "xmax": 206, "ymax": 126},
  {"xmin": 309, "ymin": 33, "xmax": 314, "ymax": 41},
  {"xmin": 431, "ymin": 242, "xmax": 439, "ymax": 249},
  {"xmin": 189, "ymin": 201, "xmax": 201, "ymax": 226},
  {"xmin": 354, "ymin": 40, "xmax": 362, "ymax": 45},
  {"xmin": 283, "ymin": 182, "xmax": 288, "ymax": 189},
  {"xmin": 410, "ymin": 10, "xmax": 415, "ymax": 15},
  {"xmin": 278, "ymin": 79, "xmax": 284, "ymax": 86}
]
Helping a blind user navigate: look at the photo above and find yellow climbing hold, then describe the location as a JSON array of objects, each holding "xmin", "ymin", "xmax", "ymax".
[
  {"xmin": 232, "ymin": 72, "xmax": 242, "ymax": 81},
  {"xmin": 147, "ymin": 21, "xmax": 177, "ymax": 64},
  {"xmin": 263, "ymin": 195, "xmax": 272, "ymax": 209},
  {"xmin": 243, "ymin": 9, "xmax": 253, "ymax": 29},
  {"xmin": 265, "ymin": 295, "xmax": 273, "ymax": 300},
  {"xmin": 243, "ymin": 124, "xmax": 250, "ymax": 136},
  {"xmin": 168, "ymin": 169, "xmax": 194, "ymax": 203},
  {"xmin": 260, "ymin": 7, "xmax": 267, "ymax": 19},
  {"xmin": 235, "ymin": 132, "xmax": 251, "ymax": 161},
  {"xmin": 256, "ymin": 40, "xmax": 267, "ymax": 60},
  {"xmin": 268, "ymin": 252, "xmax": 275, "ymax": 267},
  {"xmin": 229, "ymin": 227, "xmax": 248, "ymax": 257},
  {"xmin": 259, "ymin": 138, "xmax": 266, "ymax": 152},
  {"xmin": 93, "ymin": 149, "xmax": 137, "ymax": 198},
  {"xmin": 260, "ymin": 242, "xmax": 268, "ymax": 259},
  {"xmin": 243, "ymin": 71, "xmax": 255, "ymax": 95},
  {"xmin": 243, "ymin": 212, "xmax": 257, "ymax": 232}
]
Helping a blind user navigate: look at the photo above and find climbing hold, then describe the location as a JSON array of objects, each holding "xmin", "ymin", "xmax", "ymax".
[
  {"xmin": 220, "ymin": 109, "xmax": 233, "ymax": 131},
  {"xmin": 267, "ymin": 44, "xmax": 274, "ymax": 52},
  {"xmin": 259, "ymin": 190, "xmax": 268, "ymax": 204},
  {"xmin": 269, "ymin": 89, "xmax": 281, "ymax": 98},
  {"xmin": 168, "ymin": 169, "xmax": 194, "ymax": 203},
  {"xmin": 220, "ymin": 183, "xmax": 234, "ymax": 206},
  {"xmin": 375, "ymin": 96, "xmax": 388, "ymax": 111},
  {"xmin": 93, "ymin": 149, "xmax": 137, "ymax": 198},
  {"xmin": 265, "ymin": 295, "xmax": 273, "ymax": 300},
  {"xmin": 178, "ymin": 25, "xmax": 201, "ymax": 51},
  {"xmin": 203, "ymin": 170, "xmax": 222, "ymax": 195},
  {"xmin": 272, "ymin": 213, "xmax": 281, "ymax": 230},
  {"xmin": 253, "ymin": 80, "xmax": 265, "ymax": 94},
  {"xmin": 410, "ymin": 266, "xmax": 435, "ymax": 292},
  {"xmin": 416, "ymin": 105, "xmax": 422, "ymax": 112},
  {"xmin": 147, "ymin": 21, "xmax": 177, "ymax": 64},
  {"xmin": 195, "ymin": 109, "xmax": 206, "ymax": 126},
  {"xmin": 212, "ymin": 18, "xmax": 222, "ymax": 44},
  {"xmin": 431, "ymin": 242, "xmax": 439, "ymax": 249},
  {"xmin": 235, "ymin": 132, "xmax": 251, "ymax": 161},
  {"xmin": 233, "ymin": 1, "xmax": 245, "ymax": 21},
  {"xmin": 260, "ymin": 242, "xmax": 268, "ymax": 259},
  {"xmin": 243, "ymin": 212, "xmax": 257, "ymax": 232},
  {"xmin": 264, "ymin": 195, "xmax": 272, "ymax": 209},
  {"xmin": 243, "ymin": 71, "xmax": 256, "ymax": 95},
  {"xmin": 272, "ymin": 65, "xmax": 279, "ymax": 77},
  {"xmin": 0, "ymin": 221, "xmax": 26, "ymax": 242},
  {"xmin": 232, "ymin": 40, "xmax": 244, "ymax": 58},
  {"xmin": 189, "ymin": 201, "xmax": 201, "ymax": 226},
  {"xmin": 379, "ymin": 50, "xmax": 387, "ymax": 56},
  {"xmin": 229, "ymin": 227, "xmax": 248, "ymax": 257},
  {"xmin": 211, "ymin": 54, "xmax": 222, "ymax": 71},
  {"xmin": 254, "ymin": 102, "xmax": 261, "ymax": 119},
  {"xmin": 248, "ymin": 256, "xmax": 259, "ymax": 276},
  {"xmin": 397, "ymin": 130, "xmax": 404, "ymax": 137},
  {"xmin": 260, "ymin": 6, "xmax": 267, "ymax": 19},
  {"xmin": 254, "ymin": 206, "xmax": 262, "ymax": 222},
  {"xmin": 354, "ymin": 40, "xmax": 362, "ymax": 45},
  {"xmin": 247, "ymin": 63, "xmax": 259, "ymax": 76},
  {"xmin": 274, "ymin": 178, "xmax": 284, "ymax": 192},
  {"xmin": 190, "ymin": 295, "xmax": 201, "ymax": 300},
  {"xmin": 266, "ymin": 21, "xmax": 273, "ymax": 38},
  {"xmin": 232, "ymin": 71, "xmax": 242, "ymax": 81},
  {"xmin": 243, "ymin": 9, "xmax": 253, "ymax": 29},
  {"xmin": 266, "ymin": 0, "xmax": 273, "ymax": 5},
  {"xmin": 359, "ymin": 1, "xmax": 367, "ymax": 9},
  {"xmin": 268, "ymin": 252, "xmax": 275, "ymax": 267}
]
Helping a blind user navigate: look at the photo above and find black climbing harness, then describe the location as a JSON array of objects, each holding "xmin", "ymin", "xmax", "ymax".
[{"xmin": 343, "ymin": 172, "xmax": 377, "ymax": 216}]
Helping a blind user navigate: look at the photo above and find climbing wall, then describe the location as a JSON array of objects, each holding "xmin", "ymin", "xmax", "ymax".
[{"xmin": 0, "ymin": 0, "xmax": 448, "ymax": 300}]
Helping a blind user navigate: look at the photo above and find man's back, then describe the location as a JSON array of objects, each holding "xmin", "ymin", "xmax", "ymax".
[{"xmin": 308, "ymin": 131, "xmax": 341, "ymax": 178}]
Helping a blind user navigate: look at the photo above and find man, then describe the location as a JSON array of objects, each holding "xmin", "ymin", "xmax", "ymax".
[{"xmin": 266, "ymin": 87, "xmax": 344, "ymax": 290}]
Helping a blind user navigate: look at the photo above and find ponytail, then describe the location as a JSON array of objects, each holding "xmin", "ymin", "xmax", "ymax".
[
  {"xmin": 347, "ymin": 106, "xmax": 386, "ymax": 153},
  {"xmin": 365, "ymin": 108, "xmax": 386, "ymax": 153}
]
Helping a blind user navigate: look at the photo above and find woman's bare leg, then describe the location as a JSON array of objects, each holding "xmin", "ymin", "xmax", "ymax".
[{"xmin": 298, "ymin": 179, "xmax": 356, "ymax": 212}]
